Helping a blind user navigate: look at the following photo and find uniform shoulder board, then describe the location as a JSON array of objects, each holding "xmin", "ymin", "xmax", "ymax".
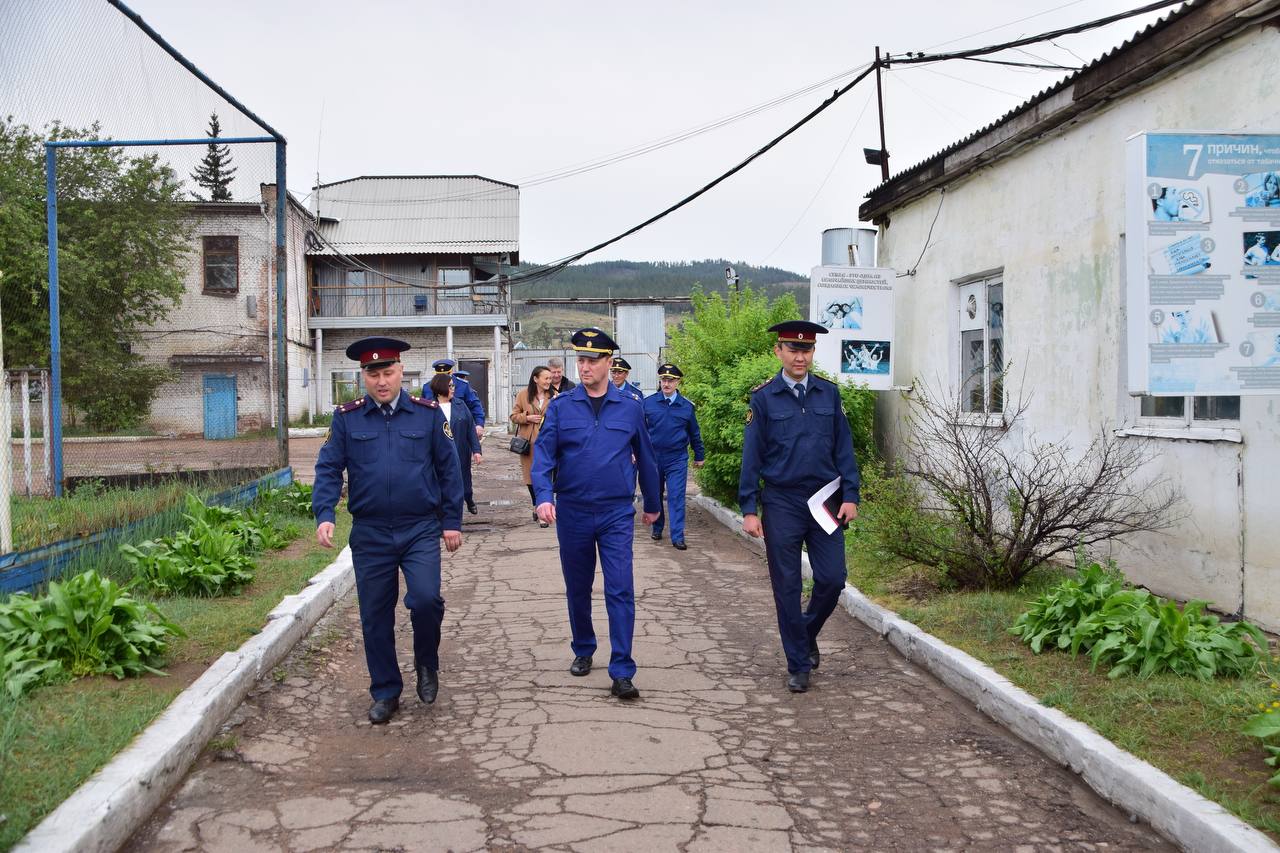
[
  {"xmin": 749, "ymin": 378, "xmax": 772, "ymax": 393},
  {"xmin": 812, "ymin": 374, "xmax": 838, "ymax": 387},
  {"xmin": 409, "ymin": 395, "xmax": 438, "ymax": 408},
  {"xmin": 336, "ymin": 398, "xmax": 367, "ymax": 414}
]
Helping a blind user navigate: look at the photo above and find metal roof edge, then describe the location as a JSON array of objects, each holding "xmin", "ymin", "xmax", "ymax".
[
  {"xmin": 313, "ymin": 175, "xmax": 520, "ymax": 190},
  {"xmin": 859, "ymin": 0, "xmax": 1280, "ymax": 222}
]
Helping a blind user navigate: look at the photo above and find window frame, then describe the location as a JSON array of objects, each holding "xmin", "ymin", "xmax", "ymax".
[
  {"xmin": 953, "ymin": 270, "xmax": 1005, "ymax": 423},
  {"xmin": 438, "ymin": 267, "xmax": 471, "ymax": 299},
  {"xmin": 202, "ymin": 235, "xmax": 239, "ymax": 295},
  {"xmin": 1134, "ymin": 393, "xmax": 1241, "ymax": 429}
]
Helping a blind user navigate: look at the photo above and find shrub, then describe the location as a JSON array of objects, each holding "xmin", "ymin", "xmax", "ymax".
[
  {"xmin": 257, "ymin": 481, "xmax": 314, "ymax": 518},
  {"xmin": 1010, "ymin": 558, "xmax": 1266, "ymax": 679},
  {"xmin": 1242, "ymin": 655, "xmax": 1280, "ymax": 787},
  {"xmin": 881, "ymin": 380, "xmax": 1181, "ymax": 590},
  {"xmin": 0, "ymin": 571, "xmax": 181, "ymax": 697},
  {"xmin": 668, "ymin": 285, "xmax": 875, "ymax": 506}
]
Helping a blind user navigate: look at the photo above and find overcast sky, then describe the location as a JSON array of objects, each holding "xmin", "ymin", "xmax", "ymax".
[{"xmin": 5, "ymin": 0, "xmax": 1180, "ymax": 276}]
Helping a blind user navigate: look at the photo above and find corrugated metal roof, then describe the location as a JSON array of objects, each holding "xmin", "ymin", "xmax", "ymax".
[
  {"xmin": 859, "ymin": 0, "xmax": 1264, "ymax": 219},
  {"xmin": 309, "ymin": 176, "xmax": 518, "ymax": 255}
]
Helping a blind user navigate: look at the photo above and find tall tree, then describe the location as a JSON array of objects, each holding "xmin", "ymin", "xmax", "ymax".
[
  {"xmin": 190, "ymin": 111, "xmax": 236, "ymax": 202},
  {"xmin": 0, "ymin": 118, "xmax": 189, "ymax": 430}
]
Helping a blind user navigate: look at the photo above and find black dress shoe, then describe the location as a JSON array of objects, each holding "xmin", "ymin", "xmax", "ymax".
[
  {"xmin": 611, "ymin": 677, "xmax": 640, "ymax": 700},
  {"xmin": 809, "ymin": 645, "xmax": 821, "ymax": 670},
  {"xmin": 787, "ymin": 671, "xmax": 810, "ymax": 693},
  {"xmin": 368, "ymin": 697, "xmax": 399, "ymax": 724},
  {"xmin": 466, "ymin": 499, "xmax": 477, "ymax": 515},
  {"xmin": 650, "ymin": 531, "xmax": 662, "ymax": 540},
  {"xmin": 416, "ymin": 666, "xmax": 439, "ymax": 704},
  {"xmin": 672, "ymin": 540, "xmax": 687, "ymax": 550},
  {"xmin": 569, "ymin": 655, "xmax": 593, "ymax": 677}
]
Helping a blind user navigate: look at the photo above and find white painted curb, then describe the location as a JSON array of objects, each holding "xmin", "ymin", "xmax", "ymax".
[
  {"xmin": 15, "ymin": 547, "xmax": 356, "ymax": 853},
  {"xmin": 288, "ymin": 427, "xmax": 329, "ymax": 438},
  {"xmin": 691, "ymin": 494, "xmax": 1277, "ymax": 853}
]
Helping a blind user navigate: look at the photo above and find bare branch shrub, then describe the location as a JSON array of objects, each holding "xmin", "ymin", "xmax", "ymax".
[{"xmin": 871, "ymin": 380, "xmax": 1183, "ymax": 590}]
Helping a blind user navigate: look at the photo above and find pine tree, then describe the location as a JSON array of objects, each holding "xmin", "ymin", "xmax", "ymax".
[{"xmin": 190, "ymin": 111, "xmax": 237, "ymax": 201}]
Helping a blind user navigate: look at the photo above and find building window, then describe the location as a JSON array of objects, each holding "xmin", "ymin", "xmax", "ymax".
[
  {"xmin": 439, "ymin": 267, "xmax": 470, "ymax": 298},
  {"xmin": 331, "ymin": 370, "xmax": 361, "ymax": 406},
  {"xmin": 1138, "ymin": 394, "xmax": 1240, "ymax": 424},
  {"xmin": 202, "ymin": 236, "xmax": 239, "ymax": 294},
  {"xmin": 957, "ymin": 274, "xmax": 1004, "ymax": 415},
  {"xmin": 401, "ymin": 372, "xmax": 422, "ymax": 397}
]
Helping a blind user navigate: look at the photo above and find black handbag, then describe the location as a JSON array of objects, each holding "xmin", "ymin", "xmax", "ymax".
[{"xmin": 509, "ymin": 434, "xmax": 531, "ymax": 455}]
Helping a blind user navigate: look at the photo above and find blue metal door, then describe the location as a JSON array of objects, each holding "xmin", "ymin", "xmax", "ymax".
[{"xmin": 203, "ymin": 374, "xmax": 237, "ymax": 440}]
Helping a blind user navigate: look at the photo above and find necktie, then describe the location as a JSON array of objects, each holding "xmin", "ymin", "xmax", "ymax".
[
  {"xmin": 666, "ymin": 398, "xmax": 674, "ymax": 407},
  {"xmin": 795, "ymin": 384, "xmax": 805, "ymax": 409},
  {"xmin": 380, "ymin": 403, "xmax": 392, "ymax": 420}
]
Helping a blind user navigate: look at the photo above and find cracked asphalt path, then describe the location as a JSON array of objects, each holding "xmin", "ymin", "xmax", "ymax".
[{"xmin": 128, "ymin": 445, "xmax": 1169, "ymax": 852}]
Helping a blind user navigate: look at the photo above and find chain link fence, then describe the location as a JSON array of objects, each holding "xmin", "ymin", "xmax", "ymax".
[{"xmin": 1, "ymin": 0, "xmax": 295, "ymax": 565}]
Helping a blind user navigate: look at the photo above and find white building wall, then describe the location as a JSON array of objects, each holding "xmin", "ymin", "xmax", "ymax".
[{"xmin": 872, "ymin": 25, "xmax": 1280, "ymax": 629}]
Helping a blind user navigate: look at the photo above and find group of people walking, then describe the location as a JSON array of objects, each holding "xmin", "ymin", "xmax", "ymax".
[{"xmin": 312, "ymin": 320, "xmax": 860, "ymax": 723}]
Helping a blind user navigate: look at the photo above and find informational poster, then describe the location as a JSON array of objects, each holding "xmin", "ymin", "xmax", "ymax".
[
  {"xmin": 1125, "ymin": 131, "xmax": 1280, "ymax": 395},
  {"xmin": 809, "ymin": 265, "xmax": 895, "ymax": 390}
]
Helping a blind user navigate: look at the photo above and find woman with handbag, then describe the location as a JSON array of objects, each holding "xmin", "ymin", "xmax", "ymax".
[
  {"xmin": 511, "ymin": 366, "xmax": 553, "ymax": 527},
  {"xmin": 430, "ymin": 373, "xmax": 483, "ymax": 514}
]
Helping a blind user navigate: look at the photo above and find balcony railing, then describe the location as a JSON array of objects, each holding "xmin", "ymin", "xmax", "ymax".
[{"xmin": 309, "ymin": 283, "xmax": 505, "ymax": 318}]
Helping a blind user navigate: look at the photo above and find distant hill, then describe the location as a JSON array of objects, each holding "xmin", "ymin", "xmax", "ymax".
[{"xmin": 512, "ymin": 259, "xmax": 808, "ymax": 312}]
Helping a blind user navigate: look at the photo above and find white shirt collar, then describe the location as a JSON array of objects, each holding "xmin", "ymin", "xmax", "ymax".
[{"xmin": 779, "ymin": 372, "xmax": 808, "ymax": 392}]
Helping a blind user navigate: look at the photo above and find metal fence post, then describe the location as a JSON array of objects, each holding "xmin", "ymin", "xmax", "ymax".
[
  {"xmin": 275, "ymin": 140, "xmax": 288, "ymax": 469},
  {"xmin": 44, "ymin": 144, "xmax": 64, "ymax": 496},
  {"xmin": 0, "ymin": 283, "xmax": 11, "ymax": 553}
]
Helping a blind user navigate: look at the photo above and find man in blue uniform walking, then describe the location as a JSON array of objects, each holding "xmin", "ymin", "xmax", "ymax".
[
  {"xmin": 643, "ymin": 363, "xmax": 705, "ymax": 550},
  {"xmin": 314, "ymin": 337, "xmax": 465, "ymax": 724},
  {"xmin": 739, "ymin": 321, "xmax": 860, "ymax": 694},
  {"xmin": 609, "ymin": 356, "xmax": 643, "ymax": 401},
  {"xmin": 532, "ymin": 328, "xmax": 662, "ymax": 700},
  {"xmin": 432, "ymin": 359, "xmax": 486, "ymax": 440}
]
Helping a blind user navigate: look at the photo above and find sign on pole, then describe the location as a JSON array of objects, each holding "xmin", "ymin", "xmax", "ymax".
[
  {"xmin": 1125, "ymin": 131, "xmax": 1280, "ymax": 395},
  {"xmin": 808, "ymin": 265, "xmax": 896, "ymax": 390}
]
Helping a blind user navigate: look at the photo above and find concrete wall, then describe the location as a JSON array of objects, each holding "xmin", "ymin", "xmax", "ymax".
[{"xmin": 871, "ymin": 24, "xmax": 1280, "ymax": 629}]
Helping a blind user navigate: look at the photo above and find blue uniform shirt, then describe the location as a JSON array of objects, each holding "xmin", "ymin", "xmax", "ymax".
[
  {"xmin": 452, "ymin": 376, "xmax": 486, "ymax": 427},
  {"xmin": 531, "ymin": 382, "xmax": 662, "ymax": 511},
  {"xmin": 642, "ymin": 391, "xmax": 705, "ymax": 461},
  {"xmin": 312, "ymin": 390, "xmax": 464, "ymax": 529},
  {"xmin": 738, "ymin": 372, "xmax": 860, "ymax": 516}
]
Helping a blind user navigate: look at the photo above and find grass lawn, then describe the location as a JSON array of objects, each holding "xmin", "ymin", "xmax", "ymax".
[
  {"xmin": 844, "ymin": 543, "xmax": 1280, "ymax": 839},
  {"xmin": 0, "ymin": 507, "xmax": 352, "ymax": 851}
]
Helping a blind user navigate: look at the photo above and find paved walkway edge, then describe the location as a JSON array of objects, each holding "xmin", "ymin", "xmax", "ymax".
[
  {"xmin": 690, "ymin": 494, "xmax": 1277, "ymax": 853},
  {"xmin": 15, "ymin": 547, "xmax": 356, "ymax": 853}
]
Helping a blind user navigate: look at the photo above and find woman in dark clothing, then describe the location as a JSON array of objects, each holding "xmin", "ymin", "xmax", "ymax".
[{"xmin": 429, "ymin": 373, "xmax": 482, "ymax": 514}]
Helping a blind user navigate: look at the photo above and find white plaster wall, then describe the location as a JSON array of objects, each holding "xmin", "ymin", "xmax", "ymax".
[{"xmin": 873, "ymin": 24, "xmax": 1280, "ymax": 629}]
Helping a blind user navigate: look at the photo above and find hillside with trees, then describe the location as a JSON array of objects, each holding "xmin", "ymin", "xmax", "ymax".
[{"xmin": 513, "ymin": 259, "xmax": 808, "ymax": 308}]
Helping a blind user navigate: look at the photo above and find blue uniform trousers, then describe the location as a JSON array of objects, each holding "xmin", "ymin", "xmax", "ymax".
[
  {"xmin": 555, "ymin": 499, "xmax": 638, "ymax": 679},
  {"xmin": 761, "ymin": 488, "xmax": 847, "ymax": 674},
  {"xmin": 349, "ymin": 516, "xmax": 444, "ymax": 700},
  {"xmin": 651, "ymin": 452, "xmax": 689, "ymax": 542},
  {"xmin": 459, "ymin": 454, "xmax": 474, "ymax": 505}
]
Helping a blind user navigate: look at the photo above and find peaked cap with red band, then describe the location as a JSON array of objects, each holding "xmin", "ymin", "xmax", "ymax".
[
  {"xmin": 344, "ymin": 336, "xmax": 410, "ymax": 368},
  {"xmin": 767, "ymin": 320, "xmax": 827, "ymax": 350}
]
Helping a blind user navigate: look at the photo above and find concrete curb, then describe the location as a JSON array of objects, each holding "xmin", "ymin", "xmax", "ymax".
[
  {"xmin": 15, "ymin": 547, "xmax": 356, "ymax": 853},
  {"xmin": 288, "ymin": 427, "xmax": 329, "ymax": 438},
  {"xmin": 690, "ymin": 494, "xmax": 1277, "ymax": 853}
]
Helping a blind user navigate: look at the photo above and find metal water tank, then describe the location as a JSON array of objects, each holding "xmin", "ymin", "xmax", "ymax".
[{"xmin": 821, "ymin": 227, "xmax": 878, "ymax": 267}]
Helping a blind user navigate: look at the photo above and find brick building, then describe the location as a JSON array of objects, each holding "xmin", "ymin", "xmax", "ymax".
[{"xmin": 135, "ymin": 185, "xmax": 314, "ymax": 437}]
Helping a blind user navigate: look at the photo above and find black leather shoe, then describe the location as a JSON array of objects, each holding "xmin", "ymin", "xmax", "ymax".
[
  {"xmin": 569, "ymin": 655, "xmax": 593, "ymax": 677},
  {"xmin": 416, "ymin": 666, "xmax": 439, "ymax": 704},
  {"xmin": 466, "ymin": 500, "xmax": 477, "ymax": 515},
  {"xmin": 611, "ymin": 677, "xmax": 640, "ymax": 700},
  {"xmin": 787, "ymin": 671, "xmax": 810, "ymax": 693},
  {"xmin": 368, "ymin": 697, "xmax": 399, "ymax": 724},
  {"xmin": 809, "ymin": 645, "xmax": 821, "ymax": 670},
  {"xmin": 672, "ymin": 540, "xmax": 687, "ymax": 550},
  {"xmin": 650, "ymin": 531, "xmax": 662, "ymax": 540}
]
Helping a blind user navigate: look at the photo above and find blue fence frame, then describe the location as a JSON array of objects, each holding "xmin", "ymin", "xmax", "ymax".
[{"xmin": 0, "ymin": 467, "xmax": 294, "ymax": 595}]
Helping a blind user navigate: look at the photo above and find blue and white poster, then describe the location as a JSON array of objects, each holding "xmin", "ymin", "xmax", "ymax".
[
  {"xmin": 1125, "ymin": 131, "xmax": 1280, "ymax": 395},
  {"xmin": 809, "ymin": 266, "xmax": 896, "ymax": 390}
]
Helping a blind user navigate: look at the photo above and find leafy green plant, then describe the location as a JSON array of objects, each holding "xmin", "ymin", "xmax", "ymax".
[
  {"xmin": 1010, "ymin": 558, "xmax": 1265, "ymax": 680},
  {"xmin": 0, "ymin": 571, "xmax": 181, "ymax": 697},
  {"xmin": 121, "ymin": 525, "xmax": 255, "ymax": 598},
  {"xmin": 1242, "ymin": 655, "xmax": 1280, "ymax": 787},
  {"xmin": 256, "ymin": 481, "xmax": 313, "ymax": 518}
]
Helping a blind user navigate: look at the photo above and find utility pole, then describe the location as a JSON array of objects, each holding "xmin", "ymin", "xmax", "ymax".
[{"xmin": 875, "ymin": 47, "xmax": 890, "ymax": 182}]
